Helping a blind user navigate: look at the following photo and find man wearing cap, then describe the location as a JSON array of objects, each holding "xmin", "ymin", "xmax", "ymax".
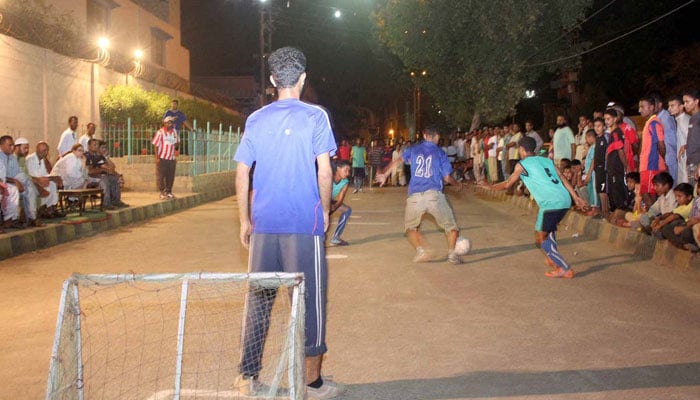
[
  {"xmin": 152, "ymin": 116, "xmax": 180, "ymax": 200},
  {"xmin": 27, "ymin": 141, "xmax": 63, "ymax": 218},
  {"xmin": 9, "ymin": 137, "xmax": 44, "ymax": 226},
  {"xmin": 0, "ymin": 136, "xmax": 23, "ymax": 230}
]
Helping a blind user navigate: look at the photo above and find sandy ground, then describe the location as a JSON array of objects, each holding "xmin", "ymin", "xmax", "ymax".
[{"xmin": 1, "ymin": 186, "xmax": 699, "ymax": 399}]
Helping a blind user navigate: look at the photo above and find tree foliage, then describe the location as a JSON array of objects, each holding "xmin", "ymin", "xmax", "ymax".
[
  {"xmin": 99, "ymin": 85, "xmax": 245, "ymax": 128},
  {"xmin": 374, "ymin": 0, "xmax": 592, "ymax": 125}
]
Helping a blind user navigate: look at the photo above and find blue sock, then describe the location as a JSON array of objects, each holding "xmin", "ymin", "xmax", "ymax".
[{"xmin": 541, "ymin": 232, "xmax": 570, "ymax": 271}]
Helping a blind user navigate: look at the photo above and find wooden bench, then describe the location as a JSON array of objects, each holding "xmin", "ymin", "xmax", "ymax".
[{"xmin": 57, "ymin": 188, "xmax": 103, "ymax": 215}]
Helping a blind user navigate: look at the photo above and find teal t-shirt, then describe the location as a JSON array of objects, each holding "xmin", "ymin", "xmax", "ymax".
[
  {"xmin": 519, "ymin": 156, "xmax": 571, "ymax": 210},
  {"xmin": 351, "ymin": 146, "xmax": 366, "ymax": 168},
  {"xmin": 552, "ymin": 126, "xmax": 575, "ymax": 160},
  {"xmin": 332, "ymin": 178, "xmax": 349, "ymax": 199}
]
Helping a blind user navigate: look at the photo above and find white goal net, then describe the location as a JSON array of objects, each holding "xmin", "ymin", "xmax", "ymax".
[{"xmin": 46, "ymin": 273, "xmax": 305, "ymax": 400}]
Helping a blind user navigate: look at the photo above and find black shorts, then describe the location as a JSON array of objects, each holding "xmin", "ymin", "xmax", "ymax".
[
  {"xmin": 607, "ymin": 171, "xmax": 627, "ymax": 211},
  {"xmin": 594, "ymin": 167, "xmax": 606, "ymax": 194},
  {"xmin": 539, "ymin": 208, "xmax": 569, "ymax": 233}
]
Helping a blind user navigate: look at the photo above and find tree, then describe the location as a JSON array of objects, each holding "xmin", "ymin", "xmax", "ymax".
[{"xmin": 374, "ymin": 0, "xmax": 592, "ymax": 127}]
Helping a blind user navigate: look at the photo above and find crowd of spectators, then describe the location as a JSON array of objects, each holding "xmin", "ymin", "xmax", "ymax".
[
  {"xmin": 335, "ymin": 88, "xmax": 700, "ymax": 253},
  {"xmin": 0, "ymin": 115, "xmax": 128, "ymax": 234}
]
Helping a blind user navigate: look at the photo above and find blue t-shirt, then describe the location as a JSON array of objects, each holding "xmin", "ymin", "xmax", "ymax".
[
  {"xmin": 403, "ymin": 140, "xmax": 452, "ymax": 195},
  {"xmin": 234, "ymin": 98, "xmax": 337, "ymax": 236},
  {"xmin": 163, "ymin": 110, "xmax": 187, "ymax": 131},
  {"xmin": 519, "ymin": 156, "xmax": 571, "ymax": 210}
]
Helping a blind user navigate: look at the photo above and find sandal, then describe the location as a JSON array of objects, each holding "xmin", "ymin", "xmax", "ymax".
[{"xmin": 28, "ymin": 219, "xmax": 46, "ymax": 227}]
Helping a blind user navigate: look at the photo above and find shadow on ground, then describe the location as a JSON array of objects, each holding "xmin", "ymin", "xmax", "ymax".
[{"xmin": 340, "ymin": 362, "xmax": 700, "ymax": 399}]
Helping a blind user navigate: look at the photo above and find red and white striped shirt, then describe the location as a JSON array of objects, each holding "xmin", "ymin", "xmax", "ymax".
[{"xmin": 152, "ymin": 127, "xmax": 180, "ymax": 160}]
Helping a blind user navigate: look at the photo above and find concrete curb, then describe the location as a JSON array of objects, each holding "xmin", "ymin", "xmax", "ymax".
[
  {"xmin": 0, "ymin": 188, "xmax": 234, "ymax": 260},
  {"xmin": 471, "ymin": 185, "xmax": 700, "ymax": 274}
]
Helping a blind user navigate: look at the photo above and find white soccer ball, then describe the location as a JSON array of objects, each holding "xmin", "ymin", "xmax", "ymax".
[{"xmin": 454, "ymin": 236, "xmax": 471, "ymax": 256}]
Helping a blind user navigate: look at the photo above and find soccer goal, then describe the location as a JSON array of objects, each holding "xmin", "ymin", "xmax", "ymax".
[{"xmin": 46, "ymin": 273, "xmax": 305, "ymax": 400}]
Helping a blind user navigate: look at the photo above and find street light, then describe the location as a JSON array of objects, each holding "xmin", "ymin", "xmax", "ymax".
[
  {"xmin": 410, "ymin": 70, "xmax": 427, "ymax": 139},
  {"xmin": 258, "ymin": 0, "xmax": 271, "ymax": 107},
  {"xmin": 96, "ymin": 36, "xmax": 110, "ymax": 65},
  {"xmin": 334, "ymin": 10, "xmax": 342, "ymax": 18},
  {"xmin": 97, "ymin": 36, "xmax": 109, "ymax": 49}
]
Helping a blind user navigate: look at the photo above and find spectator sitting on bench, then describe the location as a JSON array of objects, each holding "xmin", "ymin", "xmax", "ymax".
[
  {"xmin": 85, "ymin": 139, "xmax": 128, "ymax": 210},
  {"xmin": 51, "ymin": 143, "xmax": 87, "ymax": 190},
  {"xmin": 9, "ymin": 137, "xmax": 45, "ymax": 227},
  {"xmin": 0, "ymin": 136, "xmax": 23, "ymax": 230},
  {"xmin": 99, "ymin": 140, "xmax": 125, "ymax": 189},
  {"xmin": 27, "ymin": 141, "xmax": 64, "ymax": 218}
]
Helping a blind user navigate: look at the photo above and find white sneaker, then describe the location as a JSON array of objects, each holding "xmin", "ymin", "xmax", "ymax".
[
  {"xmin": 447, "ymin": 251, "xmax": 462, "ymax": 264},
  {"xmin": 413, "ymin": 247, "xmax": 429, "ymax": 263},
  {"xmin": 233, "ymin": 375, "xmax": 288, "ymax": 397},
  {"xmin": 306, "ymin": 376, "xmax": 346, "ymax": 399}
]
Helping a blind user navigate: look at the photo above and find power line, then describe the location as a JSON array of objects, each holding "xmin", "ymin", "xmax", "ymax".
[
  {"xmin": 523, "ymin": 0, "xmax": 618, "ymax": 63},
  {"xmin": 523, "ymin": 0, "xmax": 696, "ymax": 68}
]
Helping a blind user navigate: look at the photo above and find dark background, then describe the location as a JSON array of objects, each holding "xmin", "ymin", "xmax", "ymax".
[{"xmin": 182, "ymin": 0, "xmax": 700, "ymax": 135}]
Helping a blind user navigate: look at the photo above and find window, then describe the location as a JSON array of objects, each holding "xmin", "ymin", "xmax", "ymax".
[
  {"xmin": 87, "ymin": 0, "xmax": 119, "ymax": 35},
  {"xmin": 150, "ymin": 28, "xmax": 172, "ymax": 67}
]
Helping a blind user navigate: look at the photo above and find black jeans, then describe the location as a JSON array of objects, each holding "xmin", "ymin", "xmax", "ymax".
[{"xmin": 156, "ymin": 159, "xmax": 176, "ymax": 194}]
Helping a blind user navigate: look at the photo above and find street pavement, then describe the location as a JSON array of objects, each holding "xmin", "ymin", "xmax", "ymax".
[{"xmin": 0, "ymin": 186, "xmax": 698, "ymax": 399}]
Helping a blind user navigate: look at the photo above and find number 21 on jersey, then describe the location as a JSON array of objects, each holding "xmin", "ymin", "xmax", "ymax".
[{"xmin": 414, "ymin": 155, "xmax": 433, "ymax": 178}]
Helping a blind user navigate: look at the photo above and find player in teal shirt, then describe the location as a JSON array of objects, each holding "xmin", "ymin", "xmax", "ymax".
[
  {"xmin": 330, "ymin": 160, "xmax": 352, "ymax": 246},
  {"xmin": 485, "ymin": 136, "xmax": 588, "ymax": 278}
]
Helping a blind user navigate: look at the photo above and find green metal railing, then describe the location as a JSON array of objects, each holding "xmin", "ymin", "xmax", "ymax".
[{"xmin": 102, "ymin": 118, "xmax": 242, "ymax": 175}]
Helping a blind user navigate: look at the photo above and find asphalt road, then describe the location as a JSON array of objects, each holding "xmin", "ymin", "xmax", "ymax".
[{"xmin": 1, "ymin": 187, "xmax": 698, "ymax": 399}]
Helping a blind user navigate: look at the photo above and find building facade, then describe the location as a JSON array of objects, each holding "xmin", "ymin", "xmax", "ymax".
[{"xmin": 50, "ymin": 0, "xmax": 190, "ymax": 80}]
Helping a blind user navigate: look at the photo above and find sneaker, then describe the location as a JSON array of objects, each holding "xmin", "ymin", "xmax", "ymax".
[
  {"xmin": 234, "ymin": 375, "xmax": 288, "ymax": 397},
  {"xmin": 352, "ymin": 189, "xmax": 358, "ymax": 194},
  {"xmin": 306, "ymin": 376, "xmax": 346, "ymax": 400},
  {"xmin": 159, "ymin": 193, "xmax": 168, "ymax": 200},
  {"xmin": 330, "ymin": 238, "xmax": 349, "ymax": 246},
  {"xmin": 447, "ymin": 251, "xmax": 462, "ymax": 264},
  {"xmin": 167, "ymin": 193, "xmax": 175, "ymax": 199},
  {"xmin": 115, "ymin": 201, "xmax": 130, "ymax": 208},
  {"xmin": 413, "ymin": 247, "xmax": 429, "ymax": 263},
  {"xmin": 544, "ymin": 267, "xmax": 574, "ymax": 279}
]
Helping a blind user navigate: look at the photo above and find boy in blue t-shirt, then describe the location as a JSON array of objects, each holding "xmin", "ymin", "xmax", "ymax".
[
  {"xmin": 377, "ymin": 127, "xmax": 466, "ymax": 264},
  {"xmin": 484, "ymin": 136, "xmax": 588, "ymax": 278},
  {"xmin": 233, "ymin": 47, "xmax": 343, "ymax": 398}
]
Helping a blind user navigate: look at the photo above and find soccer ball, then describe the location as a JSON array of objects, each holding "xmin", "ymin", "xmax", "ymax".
[{"xmin": 454, "ymin": 236, "xmax": 471, "ymax": 256}]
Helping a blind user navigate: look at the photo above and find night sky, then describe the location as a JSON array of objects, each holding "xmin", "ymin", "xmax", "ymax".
[{"xmin": 182, "ymin": 0, "xmax": 700, "ymax": 132}]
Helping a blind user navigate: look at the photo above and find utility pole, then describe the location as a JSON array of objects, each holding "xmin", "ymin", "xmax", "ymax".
[{"xmin": 259, "ymin": 2, "xmax": 273, "ymax": 108}]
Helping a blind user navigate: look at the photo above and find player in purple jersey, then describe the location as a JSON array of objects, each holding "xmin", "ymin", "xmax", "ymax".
[
  {"xmin": 233, "ymin": 47, "xmax": 344, "ymax": 399},
  {"xmin": 378, "ymin": 126, "xmax": 466, "ymax": 264}
]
